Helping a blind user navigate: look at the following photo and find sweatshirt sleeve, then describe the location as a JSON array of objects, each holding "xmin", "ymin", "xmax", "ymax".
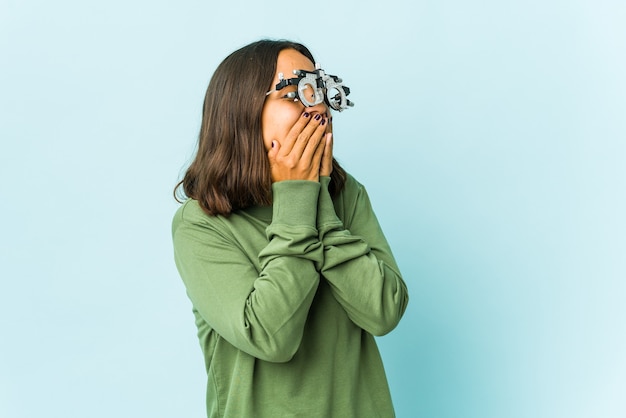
[
  {"xmin": 172, "ymin": 181, "xmax": 323, "ymax": 362},
  {"xmin": 316, "ymin": 176, "xmax": 409, "ymax": 336}
]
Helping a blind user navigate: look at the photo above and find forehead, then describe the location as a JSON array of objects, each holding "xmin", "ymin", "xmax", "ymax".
[{"xmin": 275, "ymin": 49, "xmax": 315, "ymax": 81}]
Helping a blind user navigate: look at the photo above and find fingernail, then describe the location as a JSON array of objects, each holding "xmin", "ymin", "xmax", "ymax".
[
  {"xmin": 314, "ymin": 114, "xmax": 321, "ymax": 121},
  {"xmin": 303, "ymin": 112, "xmax": 310, "ymax": 118},
  {"xmin": 321, "ymin": 118, "xmax": 326, "ymax": 126}
]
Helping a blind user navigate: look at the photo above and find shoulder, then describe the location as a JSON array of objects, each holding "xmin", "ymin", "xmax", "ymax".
[
  {"xmin": 173, "ymin": 199, "xmax": 205, "ymax": 225},
  {"xmin": 338, "ymin": 171, "xmax": 367, "ymax": 203},
  {"xmin": 171, "ymin": 200, "xmax": 247, "ymax": 258},
  {"xmin": 172, "ymin": 199, "xmax": 228, "ymax": 236},
  {"xmin": 333, "ymin": 171, "xmax": 371, "ymax": 227}
]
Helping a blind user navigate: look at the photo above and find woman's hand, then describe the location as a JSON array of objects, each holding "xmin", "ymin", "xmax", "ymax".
[
  {"xmin": 268, "ymin": 112, "xmax": 328, "ymax": 182},
  {"xmin": 319, "ymin": 132, "xmax": 333, "ymax": 177}
]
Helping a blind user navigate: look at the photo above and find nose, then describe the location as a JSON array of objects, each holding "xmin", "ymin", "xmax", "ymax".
[{"xmin": 305, "ymin": 101, "xmax": 328, "ymax": 118}]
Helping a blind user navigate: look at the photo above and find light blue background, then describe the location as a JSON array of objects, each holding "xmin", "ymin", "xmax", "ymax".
[{"xmin": 1, "ymin": 0, "xmax": 625, "ymax": 417}]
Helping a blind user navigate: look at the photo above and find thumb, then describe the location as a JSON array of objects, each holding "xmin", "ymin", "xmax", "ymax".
[
  {"xmin": 267, "ymin": 140, "xmax": 280, "ymax": 160},
  {"xmin": 320, "ymin": 133, "xmax": 333, "ymax": 176}
]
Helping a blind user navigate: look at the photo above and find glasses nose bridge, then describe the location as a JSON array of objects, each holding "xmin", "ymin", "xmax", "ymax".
[
  {"xmin": 302, "ymin": 85, "xmax": 328, "ymax": 113},
  {"xmin": 306, "ymin": 98, "xmax": 328, "ymax": 115}
]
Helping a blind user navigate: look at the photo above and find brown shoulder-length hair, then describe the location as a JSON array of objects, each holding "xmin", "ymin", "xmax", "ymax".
[{"xmin": 174, "ymin": 39, "xmax": 346, "ymax": 216}]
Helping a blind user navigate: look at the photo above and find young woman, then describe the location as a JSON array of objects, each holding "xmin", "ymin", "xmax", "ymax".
[{"xmin": 172, "ymin": 39, "xmax": 409, "ymax": 418}]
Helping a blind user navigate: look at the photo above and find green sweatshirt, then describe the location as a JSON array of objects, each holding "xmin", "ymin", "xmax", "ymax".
[{"xmin": 172, "ymin": 174, "xmax": 409, "ymax": 418}]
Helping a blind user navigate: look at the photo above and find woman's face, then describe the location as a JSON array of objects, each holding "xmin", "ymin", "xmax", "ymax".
[{"xmin": 261, "ymin": 48, "xmax": 329, "ymax": 151}]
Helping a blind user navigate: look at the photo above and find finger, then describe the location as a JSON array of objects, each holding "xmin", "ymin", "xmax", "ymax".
[
  {"xmin": 310, "ymin": 130, "xmax": 327, "ymax": 173},
  {"xmin": 267, "ymin": 140, "xmax": 285, "ymax": 182},
  {"xmin": 267, "ymin": 140, "xmax": 280, "ymax": 162},
  {"xmin": 285, "ymin": 112, "xmax": 324, "ymax": 161},
  {"xmin": 320, "ymin": 133, "xmax": 333, "ymax": 176},
  {"xmin": 278, "ymin": 111, "xmax": 314, "ymax": 156},
  {"xmin": 299, "ymin": 116, "xmax": 327, "ymax": 162}
]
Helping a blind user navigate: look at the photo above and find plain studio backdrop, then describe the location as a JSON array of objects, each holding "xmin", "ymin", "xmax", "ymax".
[{"xmin": 1, "ymin": 1, "xmax": 624, "ymax": 417}]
